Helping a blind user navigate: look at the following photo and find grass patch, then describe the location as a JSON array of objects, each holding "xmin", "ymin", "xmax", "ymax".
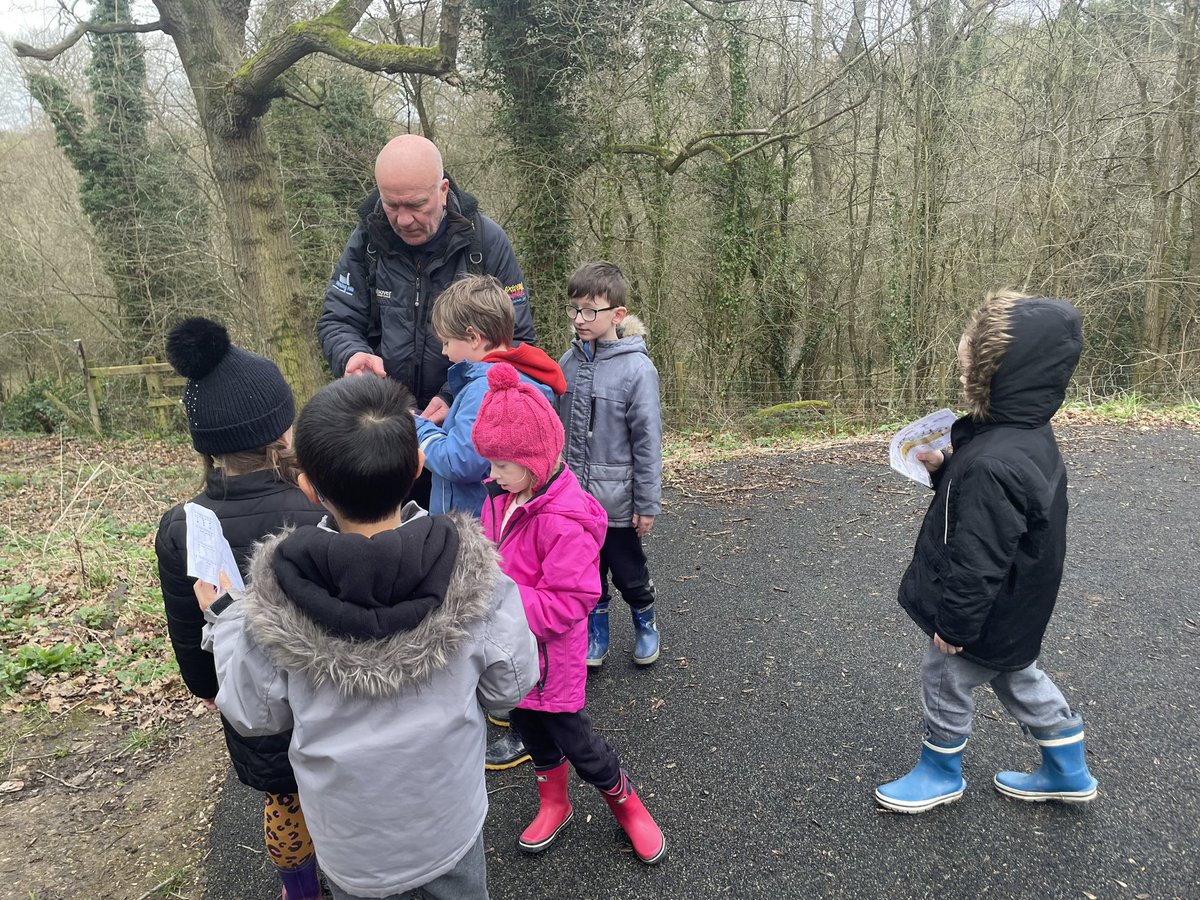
[{"xmin": 0, "ymin": 433, "xmax": 199, "ymax": 715}]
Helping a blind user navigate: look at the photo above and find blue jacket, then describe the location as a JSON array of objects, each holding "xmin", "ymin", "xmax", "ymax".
[{"xmin": 416, "ymin": 360, "xmax": 555, "ymax": 515}]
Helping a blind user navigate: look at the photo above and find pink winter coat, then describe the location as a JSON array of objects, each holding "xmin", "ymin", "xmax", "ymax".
[{"xmin": 480, "ymin": 465, "xmax": 608, "ymax": 713}]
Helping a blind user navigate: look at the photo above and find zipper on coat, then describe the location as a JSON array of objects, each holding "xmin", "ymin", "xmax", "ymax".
[
  {"xmin": 412, "ymin": 261, "xmax": 424, "ymax": 399},
  {"xmin": 587, "ymin": 397, "xmax": 596, "ymax": 439},
  {"xmin": 498, "ymin": 502, "xmax": 529, "ymax": 548},
  {"xmin": 536, "ymin": 641, "xmax": 548, "ymax": 696},
  {"xmin": 943, "ymin": 478, "xmax": 952, "ymax": 544}
]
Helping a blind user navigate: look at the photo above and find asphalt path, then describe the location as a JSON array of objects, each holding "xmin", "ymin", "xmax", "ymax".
[{"xmin": 203, "ymin": 424, "xmax": 1200, "ymax": 900}]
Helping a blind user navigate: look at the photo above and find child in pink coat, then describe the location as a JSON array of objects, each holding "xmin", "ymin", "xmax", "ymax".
[{"xmin": 472, "ymin": 362, "xmax": 666, "ymax": 864}]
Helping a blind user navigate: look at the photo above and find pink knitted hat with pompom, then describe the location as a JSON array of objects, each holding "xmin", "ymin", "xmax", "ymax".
[{"xmin": 472, "ymin": 362, "xmax": 564, "ymax": 490}]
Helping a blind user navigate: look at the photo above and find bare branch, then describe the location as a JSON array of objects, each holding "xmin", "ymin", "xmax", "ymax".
[
  {"xmin": 611, "ymin": 2, "xmax": 932, "ymax": 175},
  {"xmin": 727, "ymin": 92, "xmax": 873, "ymax": 164},
  {"xmin": 231, "ymin": 0, "xmax": 462, "ymax": 108},
  {"xmin": 13, "ymin": 20, "xmax": 165, "ymax": 62}
]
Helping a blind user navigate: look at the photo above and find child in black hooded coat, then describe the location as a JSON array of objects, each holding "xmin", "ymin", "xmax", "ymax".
[{"xmin": 875, "ymin": 290, "xmax": 1099, "ymax": 814}]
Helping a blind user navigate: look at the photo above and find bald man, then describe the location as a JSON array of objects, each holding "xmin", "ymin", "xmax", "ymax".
[{"xmin": 317, "ymin": 135, "xmax": 535, "ymax": 430}]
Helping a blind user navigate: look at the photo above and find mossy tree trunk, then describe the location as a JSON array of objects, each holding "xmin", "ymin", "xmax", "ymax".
[{"xmin": 16, "ymin": 0, "xmax": 463, "ymax": 401}]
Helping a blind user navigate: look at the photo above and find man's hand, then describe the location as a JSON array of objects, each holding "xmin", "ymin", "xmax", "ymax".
[
  {"xmin": 632, "ymin": 514, "xmax": 655, "ymax": 537},
  {"xmin": 420, "ymin": 396, "xmax": 450, "ymax": 425},
  {"xmin": 344, "ymin": 352, "xmax": 387, "ymax": 378},
  {"xmin": 916, "ymin": 448, "xmax": 946, "ymax": 474},
  {"xmin": 201, "ymin": 698, "xmax": 217, "ymax": 712},
  {"xmin": 933, "ymin": 632, "xmax": 962, "ymax": 654}
]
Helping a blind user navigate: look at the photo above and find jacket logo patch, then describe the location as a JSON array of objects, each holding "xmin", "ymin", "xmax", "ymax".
[
  {"xmin": 335, "ymin": 272, "xmax": 354, "ymax": 295},
  {"xmin": 506, "ymin": 282, "xmax": 526, "ymax": 301},
  {"xmin": 375, "ymin": 289, "xmax": 392, "ymax": 300}
]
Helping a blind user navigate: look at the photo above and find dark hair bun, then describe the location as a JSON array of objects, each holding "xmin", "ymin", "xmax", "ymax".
[{"xmin": 166, "ymin": 317, "xmax": 232, "ymax": 379}]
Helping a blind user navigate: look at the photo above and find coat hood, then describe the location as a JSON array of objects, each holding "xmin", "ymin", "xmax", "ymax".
[
  {"xmin": 483, "ymin": 343, "xmax": 567, "ymax": 395},
  {"xmin": 568, "ymin": 315, "xmax": 651, "ymax": 361},
  {"xmin": 359, "ymin": 176, "xmax": 478, "ymax": 254},
  {"xmin": 962, "ymin": 294, "xmax": 1082, "ymax": 427},
  {"xmin": 486, "ymin": 465, "xmax": 608, "ymax": 545},
  {"xmin": 527, "ymin": 465, "xmax": 608, "ymax": 541},
  {"xmin": 241, "ymin": 511, "xmax": 502, "ymax": 698}
]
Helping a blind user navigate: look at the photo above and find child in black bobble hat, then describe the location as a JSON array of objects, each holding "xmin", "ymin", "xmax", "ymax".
[{"xmin": 154, "ymin": 317, "xmax": 326, "ymax": 900}]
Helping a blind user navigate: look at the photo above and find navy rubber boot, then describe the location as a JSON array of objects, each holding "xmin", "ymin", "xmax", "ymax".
[
  {"xmin": 631, "ymin": 603, "xmax": 660, "ymax": 666},
  {"xmin": 994, "ymin": 722, "xmax": 1098, "ymax": 803},
  {"xmin": 587, "ymin": 600, "xmax": 610, "ymax": 668},
  {"xmin": 485, "ymin": 731, "xmax": 531, "ymax": 771},
  {"xmin": 875, "ymin": 737, "xmax": 968, "ymax": 813}
]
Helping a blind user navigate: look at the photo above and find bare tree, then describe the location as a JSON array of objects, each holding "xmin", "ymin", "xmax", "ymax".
[{"xmin": 14, "ymin": 0, "xmax": 464, "ymax": 399}]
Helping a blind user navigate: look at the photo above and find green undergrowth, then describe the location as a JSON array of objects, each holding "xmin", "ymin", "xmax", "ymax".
[{"xmin": 0, "ymin": 433, "xmax": 199, "ymax": 710}]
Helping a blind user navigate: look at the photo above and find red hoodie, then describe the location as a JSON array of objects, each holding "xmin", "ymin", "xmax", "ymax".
[{"xmin": 483, "ymin": 343, "xmax": 567, "ymax": 395}]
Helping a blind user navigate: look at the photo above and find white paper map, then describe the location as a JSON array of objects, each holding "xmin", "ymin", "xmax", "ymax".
[
  {"xmin": 184, "ymin": 503, "xmax": 246, "ymax": 591},
  {"xmin": 889, "ymin": 408, "xmax": 957, "ymax": 488}
]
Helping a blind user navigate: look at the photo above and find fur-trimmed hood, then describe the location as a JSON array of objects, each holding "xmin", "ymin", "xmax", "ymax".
[
  {"xmin": 618, "ymin": 313, "xmax": 647, "ymax": 339},
  {"xmin": 241, "ymin": 511, "xmax": 502, "ymax": 699},
  {"xmin": 961, "ymin": 294, "xmax": 1082, "ymax": 426}
]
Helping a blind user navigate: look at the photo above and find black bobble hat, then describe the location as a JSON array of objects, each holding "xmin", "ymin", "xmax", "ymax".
[{"xmin": 165, "ymin": 317, "xmax": 295, "ymax": 455}]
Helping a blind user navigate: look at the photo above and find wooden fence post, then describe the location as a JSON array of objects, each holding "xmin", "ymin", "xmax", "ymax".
[
  {"xmin": 142, "ymin": 356, "xmax": 167, "ymax": 430},
  {"xmin": 74, "ymin": 339, "xmax": 103, "ymax": 435}
]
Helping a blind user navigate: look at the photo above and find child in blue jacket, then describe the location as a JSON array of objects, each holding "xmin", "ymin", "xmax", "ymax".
[{"xmin": 415, "ymin": 275, "xmax": 564, "ymax": 516}]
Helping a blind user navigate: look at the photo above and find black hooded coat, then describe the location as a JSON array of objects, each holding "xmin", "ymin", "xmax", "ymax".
[{"xmin": 898, "ymin": 296, "xmax": 1083, "ymax": 671}]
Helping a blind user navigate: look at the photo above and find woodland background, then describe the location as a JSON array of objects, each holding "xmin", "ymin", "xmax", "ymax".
[{"xmin": 2, "ymin": 0, "xmax": 1199, "ymax": 431}]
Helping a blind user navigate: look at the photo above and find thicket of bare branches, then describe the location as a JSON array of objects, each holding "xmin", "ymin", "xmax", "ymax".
[{"xmin": 3, "ymin": 0, "xmax": 1198, "ymax": 427}]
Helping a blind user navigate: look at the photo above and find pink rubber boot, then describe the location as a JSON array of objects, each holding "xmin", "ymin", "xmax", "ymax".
[
  {"xmin": 602, "ymin": 769, "xmax": 666, "ymax": 864},
  {"xmin": 518, "ymin": 760, "xmax": 574, "ymax": 852}
]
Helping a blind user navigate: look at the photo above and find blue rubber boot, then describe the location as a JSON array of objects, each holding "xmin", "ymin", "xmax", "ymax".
[
  {"xmin": 993, "ymin": 722, "xmax": 1098, "ymax": 803},
  {"xmin": 875, "ymin": 737, "xmax": 968, "ymax": 813},
  {"xmin": 631, "ymin": 603, "xmax": 660, "ymax": 666},
  {"xmin": 587, "ymin": 600, "xmax": 610, "ymax": 668}
]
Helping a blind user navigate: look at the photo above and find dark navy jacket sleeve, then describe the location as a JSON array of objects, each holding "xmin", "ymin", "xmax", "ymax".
[
  {"xmin": 936, "ymin": 458, "xmax": 1028, "ymax": 647},
  {"xmin": 317, "ymin": 222, "xmax": 376, "ymax": 377},
  {"xmin": 482, "ymin": 216, "xmax": 536, "ymax": 347},
  {"xmin": 155, "ymin": 506, "xmax": 219, "ymax": 699}
]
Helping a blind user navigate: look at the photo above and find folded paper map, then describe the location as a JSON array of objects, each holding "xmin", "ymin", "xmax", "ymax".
[{"xmin": 889, "ymin": 408, "xmax": 957, "ymax": 488}]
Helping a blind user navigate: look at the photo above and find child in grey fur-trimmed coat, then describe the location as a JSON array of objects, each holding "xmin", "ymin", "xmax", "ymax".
[
  {"xmin": 559, "ymin": 261, "xmax": 663, "ymax": 670},
  {"xmin": 196, "ymin": 376, "xmax": 537, "ymax": 900}
]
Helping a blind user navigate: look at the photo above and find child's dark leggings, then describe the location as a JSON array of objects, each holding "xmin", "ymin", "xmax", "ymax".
[
  {"xmin": 599, "ymin": 526, "xmax": 654, "ymax": 608},
  {"xmin": 509, "ymin": 707, "xmax": 622, "ymax": 791}
]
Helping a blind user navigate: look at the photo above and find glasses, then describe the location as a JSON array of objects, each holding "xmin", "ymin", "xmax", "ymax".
[{"xmin": 564, "ymin": 304, "xmax": 619, "ymax": 322}]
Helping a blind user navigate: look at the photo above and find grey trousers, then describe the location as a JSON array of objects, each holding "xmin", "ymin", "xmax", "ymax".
[
  {"xmin": 920, "ymin": 641, "xmax": 1082, "ymax": 744},
  {"xmin": 327, "ymin": 832, "xmax": 488, "ymax": 900}
]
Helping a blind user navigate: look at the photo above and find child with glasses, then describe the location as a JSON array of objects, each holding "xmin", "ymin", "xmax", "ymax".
[{"xmin": 559, "ymin": 261, "xmax": 664, "ymax": 668}]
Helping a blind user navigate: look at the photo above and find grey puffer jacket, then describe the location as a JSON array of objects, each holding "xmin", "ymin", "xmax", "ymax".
[
  {"xmin": 558, "ymin": 317, "xmax": 662, "ymax": 526},
  {"xmin": 204, "ymin": 507, "xmax": 536, "ymax": 897}
]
